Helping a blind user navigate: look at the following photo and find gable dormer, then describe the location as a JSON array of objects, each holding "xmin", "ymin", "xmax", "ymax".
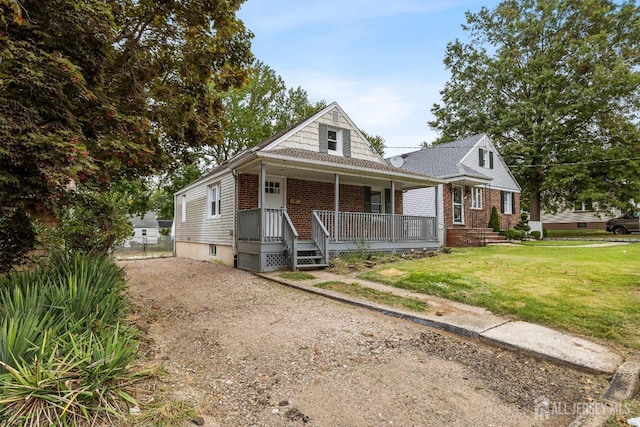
[
  {"xmin": 264, "ymin": 103, "xmax": 387, "ymax": 165},
  {"xmin": 319, "ymin": 123, "xmax": 351, "ymax": 157}
]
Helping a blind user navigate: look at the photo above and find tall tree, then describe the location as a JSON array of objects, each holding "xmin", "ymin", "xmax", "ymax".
[
  {"xmin": 429, "ymin": 0, "xmax": 640, "ymax": 220},
  {"xmin": 0, "ymin": 0, "xmax": 252, "ymax": 269},
  {"xmin": 210, "ymin": 60, "xmax": 325, "ymax": 164},
  {"xmin": 360, "ymin": 130, "xmax": 386, "ymax": 157}
]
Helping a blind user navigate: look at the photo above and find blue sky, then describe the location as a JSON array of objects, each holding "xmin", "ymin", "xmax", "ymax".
[{"xmin": 237, "ymin": 0, "xmax": 501, "ymax": 157}]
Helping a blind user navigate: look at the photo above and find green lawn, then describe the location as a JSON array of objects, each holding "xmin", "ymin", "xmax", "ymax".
[{"xmin": 360, "ymin": 242, "xmax": 640, "ymax": 351}]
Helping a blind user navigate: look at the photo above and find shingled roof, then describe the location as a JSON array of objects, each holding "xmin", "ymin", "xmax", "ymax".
[
  {"xmin": 396, "ymin": 134, "xmax": 491, "ymax": 181},
  {"xmin": 264, "ymin": 147, "xmax": 436, "ymax": 179}
]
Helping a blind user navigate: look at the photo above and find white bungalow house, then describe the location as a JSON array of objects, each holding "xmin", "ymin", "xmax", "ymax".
[
  {"xmin": 174, "ymin": 103, "xmax": 443, "ymax": 272},
  {"xmin": 127, "ymin": 211, "xmax": 160, "ymax": 245},
  {"xmin": 390, "ymin": 134, "xmax": 522, "ymax": 246}
]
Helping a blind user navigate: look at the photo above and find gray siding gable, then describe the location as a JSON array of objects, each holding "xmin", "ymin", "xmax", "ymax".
[
  {"xmin": 461, "ymin": 136, "xmax": 521, "ymax": 192},
  {"xmin": 397, "ymin": 134, "xmax": 520, "ymax": 192}
]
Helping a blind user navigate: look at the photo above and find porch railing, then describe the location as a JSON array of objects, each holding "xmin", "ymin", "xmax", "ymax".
[
  {"xmin": 315, "ymin": 211, "xmax": 437, "ymax": 242},
  {"xmin": 311, "ymin": 211, "xmax": 330, "ymax": 264},
  {"xmin": 282, "ymin": 210, "xmax": 298, "ymax": 270},
  {"xmin": 238, "ymin": 208, "xmax": 284, "ymax": 242}
]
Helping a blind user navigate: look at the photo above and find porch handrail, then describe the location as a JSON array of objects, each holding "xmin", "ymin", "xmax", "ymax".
[
  {"xmin": 315, "ymin": 210, "xmax": 437, "ymax": 242},
  {"xmin": 282, "ymin": 210, "xmax": 298, "ymax": 270},
  {"xmin": 311, "ymin": 211, "xmax": 330, "ymax": 264}
]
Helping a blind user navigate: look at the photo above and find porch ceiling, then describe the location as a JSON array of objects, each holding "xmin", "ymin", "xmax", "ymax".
[{"xmin": 233, "ymin": 150, "xmax": 442, "ymax": 190}]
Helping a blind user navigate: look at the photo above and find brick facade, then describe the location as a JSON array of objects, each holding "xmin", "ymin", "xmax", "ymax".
[
  {"xmin": 441, "ymin": 184, "xmax": 520, "ymax": 247},
  {"xmin": 238, "ymin": 174, "xmax": 259, "ymax": 210},
  {"xmin": 238, "ymin": 174, "xmax": 403, "ymax": 240}
]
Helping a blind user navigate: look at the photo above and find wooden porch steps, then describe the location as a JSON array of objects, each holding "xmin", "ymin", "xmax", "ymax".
[{"xmin": 295, "ymin": 241, "xmax": 329, "ymax": 270}]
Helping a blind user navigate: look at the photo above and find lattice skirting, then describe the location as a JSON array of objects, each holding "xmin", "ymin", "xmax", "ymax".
[{"xmin": 264, "ymin": 253, "xmax": 288, "ymax": 272}]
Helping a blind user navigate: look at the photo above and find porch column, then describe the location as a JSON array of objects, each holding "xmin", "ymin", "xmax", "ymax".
[
  {"xmin": 334, "ymin": 174, "xmax": 339, "ymax": 241},
  {"xmin": 260, "ymin": 163, "xmax": 266, "ymax": 243},
  {"xmin": 391, "ymin": 181, "xmax": 396, "ymax": 242}
]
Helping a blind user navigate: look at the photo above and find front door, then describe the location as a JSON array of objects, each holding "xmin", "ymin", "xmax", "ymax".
[
  {"xmin": 264, "ymin": 176, "xmax": 285, "ymax": 238},
  {"xmin": 453, "ymin": 185, "xmax": 464, "ymax": 225}
]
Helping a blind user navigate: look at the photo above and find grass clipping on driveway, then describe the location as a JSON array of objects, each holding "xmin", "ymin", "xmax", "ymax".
[
  {"xmin": 314, "ymin": 281, "xmax": 427, "ymax": 312},
  {"xmin": 360, "ymin": 243, "xmax": 640, "ymax": 351}
]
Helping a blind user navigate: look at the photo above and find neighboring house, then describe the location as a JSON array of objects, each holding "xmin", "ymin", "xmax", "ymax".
[
  {"xmin": 174, "ymin": 102, "xmax": 443, "ymax": 272},
  {"xmin": 541, "ymin": 204, "xmax": 620, "ymax": 230},
  {"xmin": 390, "ymin": 134, "xmax": 521, "ymax": 247},
  {"xmin": 127, "ymin": 211, "xmax": 160, "ymax": 245}
]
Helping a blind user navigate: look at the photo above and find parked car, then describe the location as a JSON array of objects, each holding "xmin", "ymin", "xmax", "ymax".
[{"xmin": 606, "ymin": 211, "xmax": 640, "ymax": 234}]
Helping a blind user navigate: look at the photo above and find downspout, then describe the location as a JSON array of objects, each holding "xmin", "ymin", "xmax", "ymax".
[{"xmin": 232, "ymin": 169, "xmax": 238, "ymax": 265}]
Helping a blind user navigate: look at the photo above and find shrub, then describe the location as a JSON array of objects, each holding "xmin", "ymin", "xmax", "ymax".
[
  {"xmin": 531, "ymin": 230, "xmax": 542, "ymax": 240},
  {"xmin": 503, "ymin": 229, "xmax": 516, "ymax": 240},
  {"xmin": 488, "ymin": 206, "xmax": 500, "ymax": 232},
  {"xmin": 47, "ymin": 189, "xmax": 133, "ymax": 256},
  {"xmin": 514, "ymin": 212, "xmax": 531, "ymax": 233}
]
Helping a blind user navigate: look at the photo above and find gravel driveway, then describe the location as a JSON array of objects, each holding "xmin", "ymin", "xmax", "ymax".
[{"xmin": 122, "ymin": 257, "xmax": 608, "ymax": 426}]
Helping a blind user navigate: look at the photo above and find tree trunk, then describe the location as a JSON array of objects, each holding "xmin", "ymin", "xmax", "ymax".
[{"xmin": 529, "ymin": 181, "xmax": 541, "ymax": 221}]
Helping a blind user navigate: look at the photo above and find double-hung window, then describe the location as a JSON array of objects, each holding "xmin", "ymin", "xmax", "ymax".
[
  {"xmin": 208, "ymin": 183, "xmax": 221, "ymax": 218},
  {"xmin": 479, "ymin": 148, "xmax": 494, "ymax": 169},
  {"xmin": 470, "ymin": 187, "xmax": 482, "ymax": 210},
  {"xmin": 501, "ymin": 191, "xmax": 514, "ymax": 214},
  {"xmin": 327, "ymin": 128, "xmax": 342, "ymax": 155}
]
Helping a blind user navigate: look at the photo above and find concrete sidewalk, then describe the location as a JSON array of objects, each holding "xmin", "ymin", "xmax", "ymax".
[{"xmin": 257, "ymin": 269, "xmax": 623, "ymax": 375}]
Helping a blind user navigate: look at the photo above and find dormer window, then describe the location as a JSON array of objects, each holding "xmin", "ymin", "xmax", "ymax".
[
  {"xmin": 479, "ymin": 148, "xmax": 494, "ymax": 169},
  {"xmin": 327, "ymin": 128, "xmax": 342, "ymax": 155},
  {"xmin": 319, "ymin": 123, "xmax": 350, "ymax": 157}
]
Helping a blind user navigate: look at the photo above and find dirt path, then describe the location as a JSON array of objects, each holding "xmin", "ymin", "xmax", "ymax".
[{"xmin": 122, "ymin": 258, "xmax": 609, "ymax": 426}]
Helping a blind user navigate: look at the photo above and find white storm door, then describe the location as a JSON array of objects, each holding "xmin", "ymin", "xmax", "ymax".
[{"xmin": 263, "ymin": 176, "xmax": 285, "ymax": 238}]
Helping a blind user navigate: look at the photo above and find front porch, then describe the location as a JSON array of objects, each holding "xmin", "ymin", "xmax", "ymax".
[{"xmin": 237, "ymin": 208, "xmax": 439, "ymax": 272}]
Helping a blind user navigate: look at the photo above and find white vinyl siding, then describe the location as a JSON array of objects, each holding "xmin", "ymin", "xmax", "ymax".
[{"xmin": 174, "ymin": 172, "xmax": 235, "ymax": 246}]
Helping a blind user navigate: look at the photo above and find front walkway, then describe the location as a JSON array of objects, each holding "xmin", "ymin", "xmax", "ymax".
[{"xmin": 257, "ymin": 269, "xmax": 623, "ymax": 375}]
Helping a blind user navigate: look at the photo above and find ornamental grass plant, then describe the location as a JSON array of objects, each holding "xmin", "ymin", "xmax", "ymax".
[{"xmin": 0, "ymin": 252, "xmax": 144, "ymax": 426}]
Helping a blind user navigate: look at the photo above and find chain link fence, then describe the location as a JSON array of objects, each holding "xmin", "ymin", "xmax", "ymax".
[{"xmin": 114, "ymin": 236, "xmax": 174, "ymax": 260}]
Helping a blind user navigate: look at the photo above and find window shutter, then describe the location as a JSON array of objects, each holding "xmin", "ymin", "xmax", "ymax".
[
  {"xmin": 364, "ymin": 187, "xmax": 372, "ymax": 213},
  {"xmin": 479, "ymin": 148, "xmax": 485, "ymax": 167},
  {"xmin": 511, "ymin": 192, "xmax": 515, "ymax": 214},
  {"xmin": 500, "ymin": 191, "xmax": 505, "ymax": 213},
  {"xmin": 319, "ymin": 123, "xmax": 328, "ymax": 153},
  {"xmin": 489, "ymin": 151, "xmax": 494, "ymax": 169},
  {"xmin": 343, "ymin": 129, "xmax": 351, "ymax": 157},
  {"xmin": 384, "ymin": 188, "xmax": 392, "ymax": 214}
]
